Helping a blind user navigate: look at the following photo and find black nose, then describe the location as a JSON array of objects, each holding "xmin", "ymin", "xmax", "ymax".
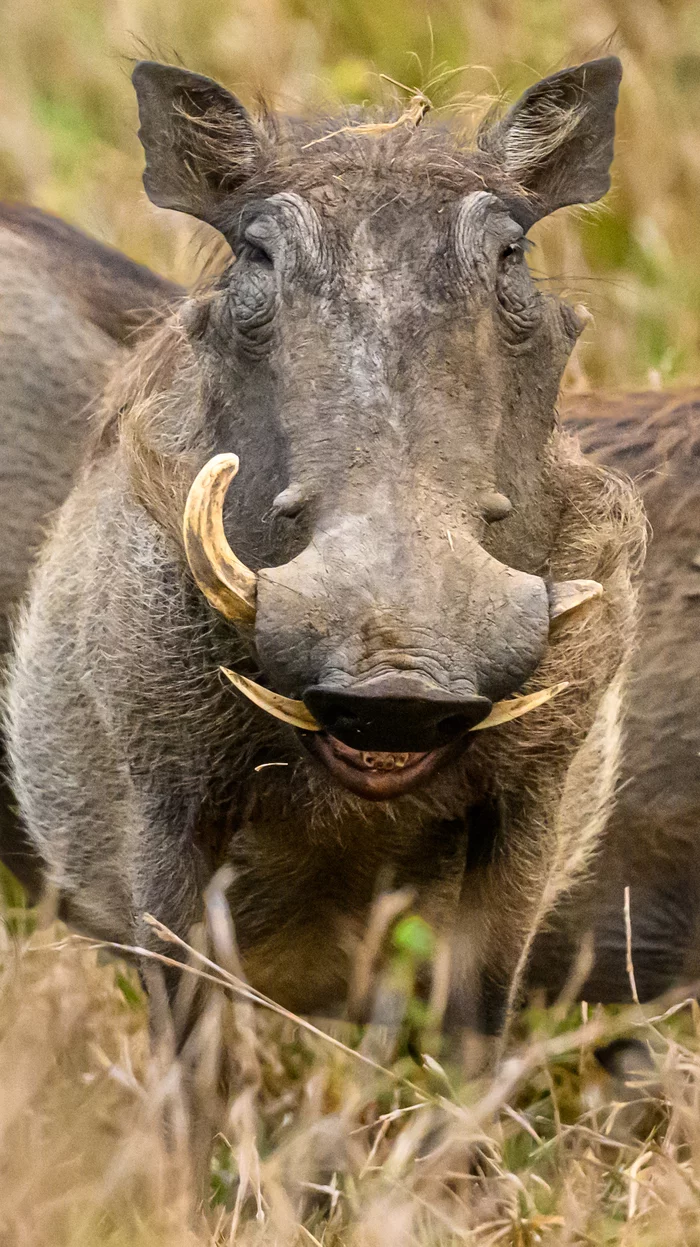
[{"xmin": 303, "ymin": 675, "xmax": 492, "ymax": 752}]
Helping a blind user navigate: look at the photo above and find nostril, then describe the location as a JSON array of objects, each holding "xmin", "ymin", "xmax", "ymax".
[
  {"xmin": 328, "ymin": 712, "xmax": 358, "ymax": 738},
  {"xmin": 435, "ymin": 703, "xmax": 491, "ymax": 741},
  {"xmin": 435, "ymin": 713, "xmax": 472, "ymax": 743},
  {"xmin": 310, "ymin": 701, "xmax": 369, "ymax": 747},
  {"xmin": 304, "ymin": 680, "xmax": 493, "ymax": 752}
]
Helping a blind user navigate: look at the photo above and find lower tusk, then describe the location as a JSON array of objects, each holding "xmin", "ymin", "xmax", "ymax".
[
  {"xmin": 221, "ymin": 668, "xmax": 321, "ymax": 732},
  {"xmin": 469, "ymin": 681, "xmax": 569, "ymax": 731},
  {"xmin": 549, "ymin": 579, "xmax": 603, "ymax": 621},
  {"xmin": 222, "ymin": 668, "xmax": 569, "ymax": 737}
]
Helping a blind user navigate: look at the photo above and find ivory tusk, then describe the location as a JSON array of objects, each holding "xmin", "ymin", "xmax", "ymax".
[
  {"xmin": 548, "ymin": 579, "xmax": 603, "ymax": 621},
  {"xmin": 221, "ymin": 668, "xmax": 322, "ymax": 732},
  {"xmin": 183, "ymin": 454, "xmax": 258, "ymax": 626},
  {"xmin": 221, "ymin": 668, "xmax": 569, "ymax": 738},
  {"xmin": 469, "ymin": 681, "xmax": 570, "ymax": 731}
]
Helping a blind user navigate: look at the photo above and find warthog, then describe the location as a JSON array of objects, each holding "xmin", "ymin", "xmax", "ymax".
[
  {"xmin": 531, "ymin": 388, "xmax": 700, "ymax": 1002},
  {"xmin": 7, "ymin": 57, "xmax": 646, "ymax": 1032},
  {"xmin": 0, "ymin": 205, "xmax": 179, "ymax": 894}
]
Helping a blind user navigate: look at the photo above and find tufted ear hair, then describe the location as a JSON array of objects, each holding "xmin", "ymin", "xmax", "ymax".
[
  {"xmin": 479, "ymin": 57, "xmax": 622, "ymax": 227},
  {"xmin": 132, "ymin": 61, "xmax": 263, "ymax": 229}
]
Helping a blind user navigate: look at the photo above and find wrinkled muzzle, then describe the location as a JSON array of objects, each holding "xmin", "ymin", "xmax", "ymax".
[
  {"xmin": 253, "ymin": 519, "xmax": 550, "ymax": 751},
  {"xmin": 183, "ymin": 455, "xmax": 601, "ymax": 789}
]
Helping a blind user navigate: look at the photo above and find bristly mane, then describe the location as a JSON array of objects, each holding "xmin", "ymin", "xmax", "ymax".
[{"xmin": 176, "ymin": 99, "xmax": 556, "ymax": 212}]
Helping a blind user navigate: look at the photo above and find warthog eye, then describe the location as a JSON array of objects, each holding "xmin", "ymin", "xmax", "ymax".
[
  {"xmin": 500, "ymin": 242, "xmax": 520, "ymax": 263},
  {"xmin": 243, "ymin": 241, "xmax": 273, "ymax": 267},
  {"xmin": 498, "ymin": 236, "xmax": 531, "ymax": 265},
  {"xmin": 496, "ymin": 236, "xmax": 539, "ymax": 342},
  {"xmin": 242, "ymin": 225, "xmax": 274, "ymax": 268},
  {"xmin": 226, "ymin": 229, "xmax": 278, "ymax": 351}
]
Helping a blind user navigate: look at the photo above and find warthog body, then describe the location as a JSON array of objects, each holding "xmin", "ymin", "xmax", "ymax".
[
  {"xmin": 530, "ymin": 389, "xmax": 700, "ymax": 1001},
  {"xmin": 7, "ymin": 58, "xmax": 648, "ymax": 1031},
  {"xmin": 0, "ymin": 205, "xmax": 179, "ymax": 893}
]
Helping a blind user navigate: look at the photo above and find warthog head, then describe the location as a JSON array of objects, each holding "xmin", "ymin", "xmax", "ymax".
[{"xmin": 131, "ymin": 57, "xmax": 621, "ymax": 800}]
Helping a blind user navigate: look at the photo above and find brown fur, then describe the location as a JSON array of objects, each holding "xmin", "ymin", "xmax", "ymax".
[{"xmin": 527, "ymin": 390, "xmax": 700, "ymax": 1003}]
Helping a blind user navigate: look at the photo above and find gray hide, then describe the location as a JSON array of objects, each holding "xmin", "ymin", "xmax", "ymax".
[{"xmin": 0, "ymin": 205, "xmax": 180, "ymax": 893}]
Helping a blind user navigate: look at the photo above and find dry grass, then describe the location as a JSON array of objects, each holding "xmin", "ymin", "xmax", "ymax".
[
  {"xmin": 4, "ymin": 881, "xmax": 700, "ymax": 1246},
  {"xmin": 2, "ymin": 1, "xmax": 700, "ymax": 1242}
]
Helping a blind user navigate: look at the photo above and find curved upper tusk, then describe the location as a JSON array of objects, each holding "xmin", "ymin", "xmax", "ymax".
[
  {"xmin": 221, "ymin": 668, "xmax": 322, "ymax": 731},
  {"xmin": 183, "ymin": 454, "xmax": 257, "ymax": 625},
  {"xmin": 548, "ymin": 579, "xmax": 603, "ymax": 621}
]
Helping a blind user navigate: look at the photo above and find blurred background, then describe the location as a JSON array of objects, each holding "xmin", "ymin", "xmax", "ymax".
[{"xmin": 1, "ymin": 0, "xmax": 699, "ymax": 388}]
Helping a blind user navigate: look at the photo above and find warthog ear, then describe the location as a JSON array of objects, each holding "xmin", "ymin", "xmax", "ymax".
[
  {"xmin": 132, "ymin": 62, "xmax": 261, "ymax": 227},
  {"xmin": 480, "ymin": 57, "xmax": 622, "ymax": 225}
]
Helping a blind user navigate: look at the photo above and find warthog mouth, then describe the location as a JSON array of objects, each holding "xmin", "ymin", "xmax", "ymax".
[
  {"xmin": 222, "ymin": 667, "xmax": 572, "ymax": 800},
  {"xmin": 304, "ymin": 733, "xmax": 456, "ymax": 800}
]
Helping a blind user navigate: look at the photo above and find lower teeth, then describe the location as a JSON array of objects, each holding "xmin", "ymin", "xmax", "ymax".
[{"xmin": 361, "ymin": 752, "xmax": 410, "ymax": 772}]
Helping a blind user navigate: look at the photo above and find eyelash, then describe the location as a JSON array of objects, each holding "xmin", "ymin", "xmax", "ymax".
[{"xmin": 500, "ymin": 237, "xmax": 532, "ymax": 264}]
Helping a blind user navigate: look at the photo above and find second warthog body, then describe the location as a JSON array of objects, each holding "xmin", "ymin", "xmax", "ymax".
[
  {"xmin": 530, "ymin": 390, "xmax": 700, "ymax": 1002},
  {"xmin": 0, "ymin": 205, "xmax": 178, "ymax": 894}
]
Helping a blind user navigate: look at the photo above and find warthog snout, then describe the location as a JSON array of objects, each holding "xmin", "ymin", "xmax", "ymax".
[
  {"xmin": 303, "ymin": 674, "xmax": 493, "ymax": 752},
  {"xmin": 183, "ymin": 455, "xmax": 598, "ymax": 798}
]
